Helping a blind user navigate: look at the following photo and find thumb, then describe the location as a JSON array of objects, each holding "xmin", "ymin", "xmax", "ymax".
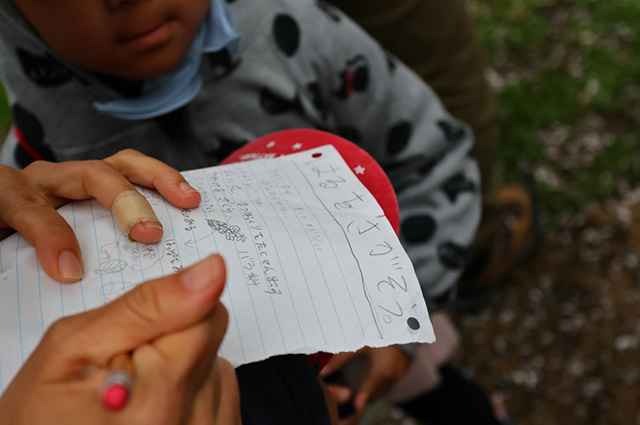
[{"xmin": 43, "ymin": 254, "xmax": 227, "ymax": 374}]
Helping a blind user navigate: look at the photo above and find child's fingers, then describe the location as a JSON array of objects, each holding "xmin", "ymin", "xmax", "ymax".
[
  {"xmin": 0, "ymin": 165, "xmax": 84, "ymax": 283},
  {"xmin": 104, "ymin": 149, "xmax": 202, "ymax": 209},
  {"xmin": 319, "ymin": 351, "xmax": 358, "ymax": 377},
  {"xmin": 22, "ymin": 160, "xmax": 164, "ymax": 243}
]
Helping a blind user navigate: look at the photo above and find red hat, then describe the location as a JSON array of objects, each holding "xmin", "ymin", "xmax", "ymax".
[{"xmin": 221, "ymin": 129, "xmax": 399, "ymax": 235}]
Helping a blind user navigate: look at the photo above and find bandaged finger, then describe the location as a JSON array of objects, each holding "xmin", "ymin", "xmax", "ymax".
[{"xmin": 111, "ymin": 190, "xmax": 161, "ymax": 237}]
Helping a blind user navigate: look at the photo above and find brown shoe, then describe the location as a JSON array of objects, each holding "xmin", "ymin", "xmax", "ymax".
[{"xmin": 452, "ymin": 184, "xmax": 538, "ymax": 313}]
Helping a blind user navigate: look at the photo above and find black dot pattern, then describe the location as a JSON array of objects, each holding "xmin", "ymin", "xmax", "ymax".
[
  {"xmin": 442, "ymin": 173, "xmax": 476, "ymax": 202},
  {"xmin": 401, "ymin": 215, "xmax": 436, "ymax": 244},
  {"xmin": 383, "ymin": 50, "xmax": 397, "ymax": 74},
  {"xmin": 273, "ymin": 14, "xmax": 300, "ymax": 57},
  {"xmin": 315, "ymin": 1, "xmax": 342, "ymax": 22},
  {"xmin": 386, "ymin": 121, "xmax": 412, "ymax": 156},
  {"xmin": 437, "ymin": 119, "xmax": 466, "ymax": 142},
  {"xmin": 12, "ymin": 103, "xmax": 55, "ymax": 166},
  {"xmin": 333, "ymin": 55, "xmax": 370, "ymax": 99},
  {"xmin": 259, "ymin": 88, "xmax": 303, "ymax": 115},
  {"xmin": 16, "ymin": 48, "xmax": 74, "ymax": 87},
  {"xmin": 336, "ymin": 127, "xmax": 362, "ymax": 145},
  {"xmin": 438, "ymin": 241, "xmax": 468, "ymax": 269},
  {"xmin": 306, "ymin": 81, "xmax": 328, "ymax": 119}
]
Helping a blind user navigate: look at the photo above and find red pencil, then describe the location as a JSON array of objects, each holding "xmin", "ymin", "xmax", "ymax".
[{"xmin": 101, "ymin": 371, "xmax": 132, "ymax": 411}]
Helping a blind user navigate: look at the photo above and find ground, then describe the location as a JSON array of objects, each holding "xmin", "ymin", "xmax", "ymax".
[
  {"xmin": 448, "ymin": 194, "xmax": 640, "ymax": 425},
  {"xmin": 367, "ymin": 190, "xmax": 640, "ymax": 425},
  {"xmin": 443, "ymin": 1, "xmax": 640, "ymax": 422}
]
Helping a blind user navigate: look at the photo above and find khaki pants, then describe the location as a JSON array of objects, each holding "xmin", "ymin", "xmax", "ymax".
[{"xmin": 330, "ymin": 0, "xmax": 500, "ymax": 257}]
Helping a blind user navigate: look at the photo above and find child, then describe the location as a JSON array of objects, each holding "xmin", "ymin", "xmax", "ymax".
[
  {"xmin": 0, "ymin": 0, "xmax": 479, "ymax": 312},
  {"xmin": 0, "ymin": 0, "xmax": 480, "ymax": 422}
]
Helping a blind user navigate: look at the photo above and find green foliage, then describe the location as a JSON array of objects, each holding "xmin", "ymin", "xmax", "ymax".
[
  {"xmin": 0, "ymin": 84, "xmax": 10, "ymax": 136},
  {"xmin": 470, "ymin": 0, "xmax": 640, "ymax": 229}
]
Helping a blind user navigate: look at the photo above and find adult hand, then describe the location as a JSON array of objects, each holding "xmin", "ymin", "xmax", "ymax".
[
  {"xmin": 0, "ymin": 149, "xmax": 201, "ymax": 282},
  {"xmin": 320, "ymin": 346, "xmax": 410, "ymax": 424},
  {"xmin": 0, "ymin": 254, "xmax": 241, "ymax": 425}
]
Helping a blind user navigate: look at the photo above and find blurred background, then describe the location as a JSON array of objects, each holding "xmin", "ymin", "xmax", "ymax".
[
  {"xmin": 451, "ymin": 1, "xmax": 640, "ymax": 425},
  {"xmin": 1, "ymin": 0, "xmax": 640, "ymax": 424}
]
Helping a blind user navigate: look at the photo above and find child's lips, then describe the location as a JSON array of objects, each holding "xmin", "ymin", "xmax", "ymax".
[{"xmin": 119, "ymin": 18, "xmax": 175, "ymax": 52}]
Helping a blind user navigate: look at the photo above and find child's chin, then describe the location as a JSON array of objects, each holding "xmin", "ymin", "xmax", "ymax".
[
  {"xmin": 104, "ymin": 48, "xmax": 186, "ymax": 80},
  {"xmin": 124, "ymin": 57, "xmax": 183, "ymax": 80}
]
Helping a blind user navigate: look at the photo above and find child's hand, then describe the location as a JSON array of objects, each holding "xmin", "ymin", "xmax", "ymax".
[
  {"xmin": 0, "ymin": 149, "xmax": 201, "ymax": 282},
  {"xmin": 320, "ymin": 346, "xmax": 410, "ymax": 424},
  {"xmin": 0, "ymin": 254, "xmax": 241, "ymax": 425}
]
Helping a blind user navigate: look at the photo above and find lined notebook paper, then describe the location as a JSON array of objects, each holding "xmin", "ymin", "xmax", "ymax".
[{"xmin": 0, "ymin": 145, "xmax": 433, "ymax": 393}]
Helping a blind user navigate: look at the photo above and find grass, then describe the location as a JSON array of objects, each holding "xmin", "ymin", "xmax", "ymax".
[
  {"xmin": 469, "ymin": 0, "xmax": 640, "ymax": 229},
  {"xmin": 1, "ymin": 0, "xmax": 639, "ymax": 231},
  {"xmin": 0, "ymin": 86, "xmax": 9, "ymax": 137}
]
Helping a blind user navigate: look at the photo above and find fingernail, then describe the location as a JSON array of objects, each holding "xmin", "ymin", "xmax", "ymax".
[
  {"xmin": 319, "ymin": 367, "xmax": 331, "ymax": 377},
  {"xmin": 58, "ymin": 250, "xmax": 84, "ymax": 280},
  {"xmin": 179, "ymin": 182, "xmax": 199, "ymax": 194},
  {"xmin": 140, "ymin": 221, "xmax": 163, "ymax": 231},
  {"xmin": 354, "ymin": 393, "xmax": 368, "ymax": 410},
  {"xmin": 181, "ymin": 256, "xmax": 215, "ymax": 292},
  {"xmin": 333, "ymin": 387, "xmax": 353, "ymax": 403}
]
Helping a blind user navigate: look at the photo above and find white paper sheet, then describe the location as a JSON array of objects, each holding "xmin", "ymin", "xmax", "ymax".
[{"xmin": 0, "ymin": 145, "xmax": 433, "ymax": 393}]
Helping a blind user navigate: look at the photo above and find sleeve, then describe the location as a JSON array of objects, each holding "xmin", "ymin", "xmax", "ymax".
[{"xmin": 283, "ymin": 0, "xmax": 481, "ymax": 310}]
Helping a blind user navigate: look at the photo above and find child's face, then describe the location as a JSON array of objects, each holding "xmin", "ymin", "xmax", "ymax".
[{"xmin": 11, "ymin": 0, "xmax": 211, "ymax": 79}]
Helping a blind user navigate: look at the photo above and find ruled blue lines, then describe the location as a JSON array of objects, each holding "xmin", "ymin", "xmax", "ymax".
[
  {"xmin": 110, "ymin": 214, "xmax": 126, "ymax": 296},
  {"xmin": 89, "ymin": 201, "xmax": 107, "ymax": 304},
  {"xmin": 139, "ymin": 188, "xmax": 164, "ymax": 279},
  {"xmin": 161, "ymin": 197, "xmax": 184, "ymax": 272},
  {"xmin": 264, "ymin": 161, "xmax": 346, "ymax": 342},
  {"xmin": 194, "ymin": 170, "xmax": 246, "ymax": 361},
  {"xmin": 14, "ymin": 235, "xmax": 24, "ymax": 363},
  {"xmin": 135, "ymin": 241, "xmax": 145, "ymax": 283},
  {"xmin": 257, "ymin": 162, "xmax": 328, "ymax": 344},
  {"xmin": 222, "ymin": 165, "xmax": 287, "ymax": 353},
  {"xmin": 35, "ymin": 255, "xmax": 44, "ymax": 335},
  {"xmin": 202, "ymin": 168, "xmax": 267, "ymax": 358},
  {"xmin": 181, "ymin": 174, "xmax": 203, "ymax": 263},
  {"xmin": 70, "ymin": 204, "xmax": 85, "ymax": 312},
  {"xmin": 242, "ymin": 162, "xmax": 310, "ymax": 346},
  {"xmin": 0, "ymin": 341, "xmax": 4, "ymax": 393},
  {"xmin": 0, "ymin": 239, "xmax": 4, "ymax": 273},
  {"xmin": 291, "ymin": 161, "xmax": 377, "ymax": 338}
]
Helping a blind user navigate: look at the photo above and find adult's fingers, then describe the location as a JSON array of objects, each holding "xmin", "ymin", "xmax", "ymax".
[
  {"xmin": 22, "ymin": 159, "xmax": 164, "ymax": 243},
  {"xmin": 213, "ymin": 359, "xmax": 242, "ymax": 425},
  {"xmin": 130, "ymin": 307, "xmax": 226, "ymax": 425},
  {"xmin": 104, "ymin": 149, "xmax": 201, "ymax": 210},
  {"xmin": 0, "ymin": 164, "xmax": 83, "ymax": 282},
  {"xmin": 188, "ymin": 358, "xmax": 241, "ymax": 425},
  {"xmin": 39, "ymin": 254, "xmax": 227, "ymax": 379},
  {"xmin": 134, "ymin": 300, "xmax": 228, "ymax": 399}
]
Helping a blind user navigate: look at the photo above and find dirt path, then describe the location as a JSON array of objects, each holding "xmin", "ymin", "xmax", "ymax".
[{"xmin": 451, "ymin": 195, "xmax": 640, "ymax": 425}]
